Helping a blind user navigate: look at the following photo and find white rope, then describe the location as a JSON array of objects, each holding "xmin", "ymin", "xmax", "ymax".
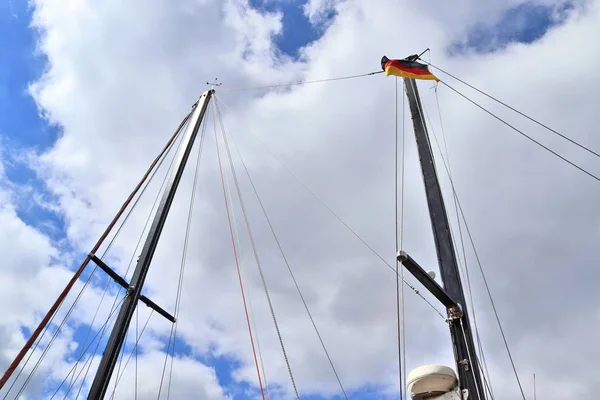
[
  {"xmin": 418, "ymin": 80, "xmax": 520, "ymax": 398},
  {"xmin": 432, "ymin": 85, "xmax": 495, "ymax": 398},
  {"xmin": 221, "ymin": 124, "xmax": 271, "ymax": 400},
  {"xmin": 214, "ymin": 94, "xmax": 446, "ymax": 321},
  {"xmin": 395, "ymin": 78, "xmax": 409, "ymax": 399},
  {"xmin": 422, "ymin": 82, "xmax": 497, "ymax": 397},
  {"xmin": 460, "ymin": 320, "xmax": 483, "ymax": 399},
  {"xmin": 215, "ymin": 102, "xmax": 300, "ymax": 399},
  {"xmin": 219, "ymin": 71, "xmax": 383, "ymax": 92},
  {"xmin": 400, "ymin": 80, "xmax": 407, "ymax": 398},
  {"xmin": 394, "ymin": 78, "xmax": 403, "ymax": 399}
]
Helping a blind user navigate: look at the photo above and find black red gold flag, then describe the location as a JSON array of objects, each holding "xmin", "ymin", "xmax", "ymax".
[{"xmin": 381, "ymin": 56, "xmax": 439, "ymax": 81}]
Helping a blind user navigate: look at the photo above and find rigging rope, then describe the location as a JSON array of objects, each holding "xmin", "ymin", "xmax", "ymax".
[
  {"xmin": 394, "ymin": 77, "xmax": 402, "ymax": 399},
  {"xmin": 459, "ymin": 320, "xmax": 483, "ymax": 399},
  {"xmin": 399, "ymin": 80, "xmax": 408, "ymax": 398},
  {"xmin": 419, "ymin": 86, "xmax": 525, "ymax": 399},
  {"xmin": 214, "ymin": 95, "xmax": 446, "ymax": 321},
  {"xmin": 456, "ymin": 193, "xmax": 526, "ymax": 400},
  {"xmin": 394, "ymin": 78, "xmax": 405, "ymax": 399},
  {"xmin": 6, "ymin": 267, "xmax": 99, "ymax": 400},
  {"xmin": 108, "ymin": 311, "xmax": 154, "ymax": 400},
  {"xmin": 71, "ymin": 118, "xmax": 191, "ymax": 400},
  {"xmin": 160, "ymin": 103, "xmax": 209, "ymax": 400},
  {"xmin": 214, "ymin": 100, "xmax": 347, "ymax": 399},
  {"xmin": 421, "ymin": 60, "xmax": 600, "ymax": 160},
  {"xmin": 105, "ymin": 127, "xmax": 190, "ymax": 398},
  {"xmin": 441, "ymin": 81, "xmax": 600, "ymax": 183},
  {"xmin": 219, "ymin": 71, "xmax": 383, "ymax": 92},
  {"xmin": 223, "ymin": 141, "xmax": 271, "ymax": 399},
  {"xmin": 414, "ymin": 80, "xmax": 504, "ymax": 400},
  {"xmin": 47, "ymin": 295, "xmax": 126, "ymax": 399},
  {"xmin": 0, "ymin": 111, "xmax": 192, "ymax": 393},
  {"xmin": 1, "ymin": 113, "xmax": 192, "ymax": 400},
  {"xmin": 68, "ymin": 296, "xmax": 127, "ymax": 400},
  {"xmin": 213, "ymin": 103, "xmax": 267, "ymax": 400},
  {"xmin": 92, "ymin": 127, "xmax": 189, "ymax": 400},
  {"xmin": 135, "ymin": 307, "xmax": 139, "ymax": 400},
  {"xmin": 431, "ymin": 85, "xmax": 495, "ymax": 399},
  {"xmin": 215, "ymin": 101, "xmax": 301, "ymax": 399}
]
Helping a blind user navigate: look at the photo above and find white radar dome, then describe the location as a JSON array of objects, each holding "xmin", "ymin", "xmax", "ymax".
[{"xmin": 407, "ymin": 364, "xmax": 457, "ymax": 398}]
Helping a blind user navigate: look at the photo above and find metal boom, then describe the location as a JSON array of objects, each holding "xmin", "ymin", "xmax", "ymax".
[
  {"xmin": 88, "ymin": 89, "xmax": 214, "ymax": 399},
  {"xmin": 402, "ymin": 77, "xmax": 486, "ymax": 400}
]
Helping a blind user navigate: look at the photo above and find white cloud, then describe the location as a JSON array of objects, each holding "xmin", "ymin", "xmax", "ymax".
[
  {"xmin": 2, "ymin": 0, "xmax": 599, "ymax": 398},
  {"xmin": 0, "ymin": 153, "xmax": 79, "ymax": 399},
  {"xmin": 303, "ymin": 0, "xmax": 339, "ymax": 24}
]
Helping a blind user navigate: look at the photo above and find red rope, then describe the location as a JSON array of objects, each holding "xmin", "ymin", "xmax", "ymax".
[
  {"xmin": 0, "ymin": 112, "xmax": 191, "ymax": 391},
  {"xmin": 212, "ymin": 105, "xmax": 266, "ymax": 400}
]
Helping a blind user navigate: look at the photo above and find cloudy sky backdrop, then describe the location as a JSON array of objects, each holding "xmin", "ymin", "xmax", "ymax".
[{"xmin": 1, "ymin": 0, "xmax": 599, "ymax": 399}]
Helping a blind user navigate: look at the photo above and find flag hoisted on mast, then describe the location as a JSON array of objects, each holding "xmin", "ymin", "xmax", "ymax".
[
  {"xmin": 381, "ymin": 55, "xmax": 439, "ymax": 81},
  {"xmin": 5, "ymin": 42, "xmax": 563, "ymax": 398},
  {"xmin": 383, "ymin": 52, "xmax": 485, "ymax": 400}
]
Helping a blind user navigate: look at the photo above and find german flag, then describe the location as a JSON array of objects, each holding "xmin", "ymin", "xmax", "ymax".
[{"xmin": 381, "ymin": 56, "xmax": 439, "ymax": 81}]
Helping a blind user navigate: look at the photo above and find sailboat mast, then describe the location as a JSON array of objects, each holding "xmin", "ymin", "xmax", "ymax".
[
  {"xmin": 87, "ymin": 89, "xmax": 214, "ymax": 399},
  {"xmin": 403, "ymin": 77, "xmax": 486, "ymax": 400}
]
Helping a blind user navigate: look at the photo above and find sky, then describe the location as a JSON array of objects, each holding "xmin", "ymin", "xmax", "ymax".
[{"xmin": 1, "ymin": 0, "xmax": 599, "ymax": 399}]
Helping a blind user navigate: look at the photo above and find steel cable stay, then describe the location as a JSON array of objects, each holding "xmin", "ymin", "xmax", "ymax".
[
  {"xmin": 221, "ymin": 72, "xmax": 528, "ymax": 396},
  {"xmin": 431, "ymin": 84, "xmax": 496, "ymax": 400},
  {"xmin": 163, "ymin": 115, "xmax": 210, "ymax": 400},
  {"xmin": 108, "ymin": 310, "xmax": 154, "ymax": 400},
  {"xmin": 0, "ymin": 111, "xmax": 192, "ymax": 396},
  {"xmin": 214, "ymin": 100, "xmax": 348, "ymax": 399},
  {"xmin": 86, "ymin": 114, "xmax": 197, "ymax": 400},
  {"xmin": 157, "ymin": 102, "xmax": 211, "ymax": 400},
  {"xmin": 213, "ymin": 95, "xmax": 447, "ymax": 321},
  {"xmin": 65, "ymin": 117, "xmax": 192, "ymax": 400},
  {"xmin": 414, "ymin": 83, "xmax": 496, "ymax": 400},
  {"xmin": 103, "ymin": 122, "xmax": 191, "ymax": 398},
  {"xmin": 418, "ymin": 86, "xmax": 482, "ymax": 352},
  {"xmin": 399, "ymin": 79, "xmax": 408, "ymax": 399},
  {"xmin": 70, "ymin": 132, "xmax": 187, "ymax": 399},
  {"xmin": 416, "ymin": 84, "xmax": 525, "ymax": 399},
  {"xmin": 220, "ymin": 122, "xmax": 271, "ymax": 399},
  {"xmin": 219, "ymin": 71, "xmax": 384, "ymax": 92},
  {"xmin": 420, "ymin": 59, "xmax": 600, "ymax": 160},
  {"xmin": 13, "ymin": 130, "xmax": 179, "ymax": 400},
  {"xmin": 394, "ymin": 77, "xmax": 408, "ymax": 400},
  {"xmin": 214, "ymin": 100, "xmax": 301, "ymax": 399},
  {"xmin": 64, "ymin": 296, "xmax": 127, "ymax": 399},
  {"xmin": 454, "ymin": 189, "xmax": 526, "ymax": 400},
  {"xmin": 411, "ymin": 80, "xmax": 488, "ymax": 399},
  {"xmin": 427, "ymin": 88, "xmax": 496, "ymax": 400},
  {"xmin": 5, "ymin": 265, "xmax": 100, "ymax": 400},
  {"xmin": 0, "ymin": 112, "xmax": 192, "ymax": 400},
  {"xmin": 224, "ymin": 169, "xmax": 273, "ymax": 400},
  {"xmin": 45, "ymin": 295, "xmax": 127, "ymax": 399},
  {"xmin": 213, "ymin": 101, "xmax": 268, "ymax": 400},
  {"xmin": 440, "ymin": 80, "xmax": 600, "ymax": 183}
]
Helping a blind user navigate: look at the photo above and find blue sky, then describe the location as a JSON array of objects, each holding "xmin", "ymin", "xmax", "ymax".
[
  {"xmin": 249, "ymin": 0, "xmax": 336, "ymax": 59},
  {"xmin": 0, "ymin": 0, "xmax": 66, "ymax": 244},
  {"xmin": 449, "ymin": 1, "xmax": 574, "ymax": 54},
  {"xmin": 0, "ymin": 0, "xmax": 572, "ymax": 398}
]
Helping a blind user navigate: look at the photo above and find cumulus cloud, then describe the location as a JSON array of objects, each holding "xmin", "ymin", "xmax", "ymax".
[
  {"xmin": 2, "ymin": 0, "xmax": 599, "ymax": 399},
  {"xmin": 0, "ymin": 153, "xmax": 77, "ymax": 399}
]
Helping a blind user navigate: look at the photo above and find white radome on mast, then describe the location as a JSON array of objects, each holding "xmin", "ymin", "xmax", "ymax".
[{"xmin": 407, "ymin": 364, "xmax": 463, "ymax": 399}]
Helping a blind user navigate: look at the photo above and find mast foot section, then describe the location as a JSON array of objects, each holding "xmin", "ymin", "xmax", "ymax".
[{"xmin": 90, "ymin": 254, "xmax": 176, "ymax": 323}]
